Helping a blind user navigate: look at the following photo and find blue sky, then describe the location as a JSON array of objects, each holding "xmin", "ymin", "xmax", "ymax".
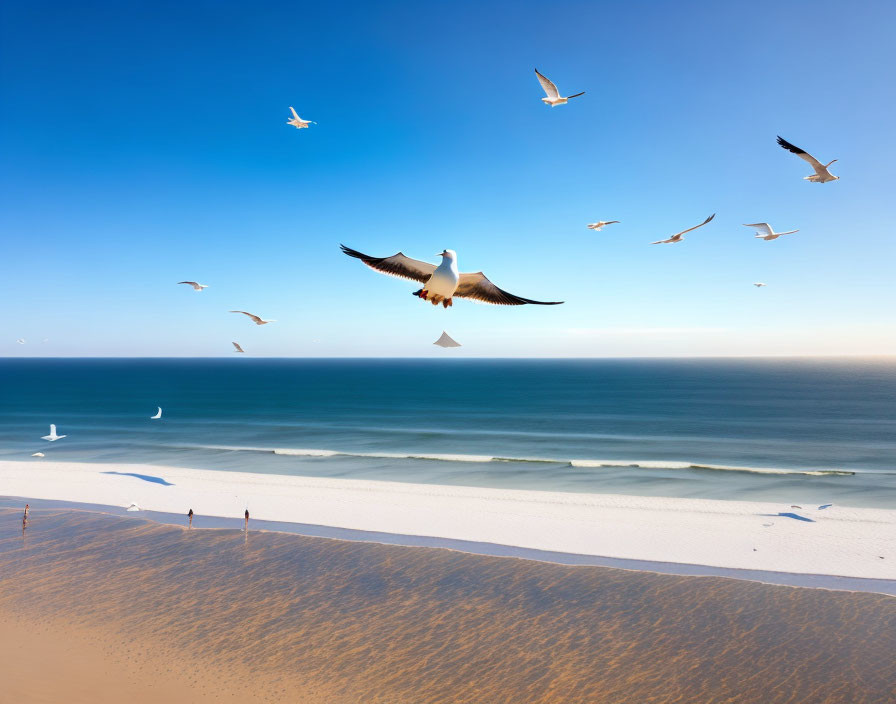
[{"xmin": 2, "ymin": 0, "xmax": 894, "ymax": 357}]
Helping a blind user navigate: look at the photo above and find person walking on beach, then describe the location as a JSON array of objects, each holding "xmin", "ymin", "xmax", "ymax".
[
  {"xmin": 188, "ymin": 508, "xmax": 193, "ymax": 528},
  {"xmin": 244, "ymin": 508, "xmax": 249, "ymax": 531}
]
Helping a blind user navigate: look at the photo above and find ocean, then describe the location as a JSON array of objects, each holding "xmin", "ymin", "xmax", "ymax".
[{"xmin": 2, "ymin": 358, "xmax": 895, "ymax": 507}]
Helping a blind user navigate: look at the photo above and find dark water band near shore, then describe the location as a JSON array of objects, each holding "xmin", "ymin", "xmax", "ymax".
[{"xmin": 2, "ymin": 507, "xmax": 894, "ymax": 703}]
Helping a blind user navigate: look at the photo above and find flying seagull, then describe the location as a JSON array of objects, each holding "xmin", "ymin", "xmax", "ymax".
[
  {"xmin": 32, "ymin": 452, "xmax": 45, "ymax": 457},
  {"xmin": 651, "ymin": 214, "xmax": 715, "ymax": 244},
  {"xmin": 287, "ymin": 107, "xmax": 316, "ymax": 129},
  {"xmin": 744, "ymin": 222, "xmax": 799, "ymax": 241},
  {"xmin": 753, "ymin": 282, "xmax": 767, "ymax": 288},
  {"xmin": 178, "ymin": 281, "xmax": 208, "ymax": 291},
  {"xmin": 16, "ymin": 339, "xmax": 25, "ymax": 344},
  {"xmin": 433, "ymin": 331, "xmax": 461, "ymax": 348},
  {"xmin": 776, "ymin": 136, "xmax": 838, "ymax": 183},
  {"xmin": 340, "ymin": 245, "xmax": 563, "ymax": 308},
  {"xmin": 230, "ymin": 311, "xmax": 276, "ymax": 325},
  {"xmin": 150, "ymin": 407, "xmax": 162, "ymax": 419},
  {"xmin": 586, "ymin": 221, "xmax": 620, "ymax": 231},
  {"xmin": 534, "ymin": 69, "xmax": 585, "ymax": 107},
  {"xmin": 41, "ymin": 424, "xmax": 66, "ymax": 441},
  {"xmin": 232, "ymin": 341, "xmax": 245, "ymax": 353}
]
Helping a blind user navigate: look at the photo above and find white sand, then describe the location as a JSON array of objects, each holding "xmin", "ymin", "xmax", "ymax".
[{"xmin": 2, "ymin": 460, "xmax": 893, "ymax": 580}]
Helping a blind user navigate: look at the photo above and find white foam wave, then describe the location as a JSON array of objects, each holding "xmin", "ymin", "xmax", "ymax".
[{"xmin": 172, "ymin": 444, "xmax": 858, "ymax": 476}]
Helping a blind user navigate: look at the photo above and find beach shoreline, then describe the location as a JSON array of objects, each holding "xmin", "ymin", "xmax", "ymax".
[
  {"xmin": 2, "ymin": 507, "xmax": 894, "ymax": 704},
  {"xmin": 2, "ymin": 459, "xmax": 893, "ymax": 582}
]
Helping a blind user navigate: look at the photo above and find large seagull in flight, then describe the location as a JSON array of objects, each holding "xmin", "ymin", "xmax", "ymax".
[{"xmin": 340, "ymin": 245, "xmax": 563, "ymax": 308}]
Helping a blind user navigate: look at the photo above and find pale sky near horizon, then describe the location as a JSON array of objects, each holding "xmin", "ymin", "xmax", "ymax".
[{"xmin": 2, "ymin": 0, "xmax": 895, "ymax": 358}]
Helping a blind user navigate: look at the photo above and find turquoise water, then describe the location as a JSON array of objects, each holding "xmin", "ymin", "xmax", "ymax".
[{"xmin": 2, "ymin": 358, "xmax": 895, "ymax": 506}]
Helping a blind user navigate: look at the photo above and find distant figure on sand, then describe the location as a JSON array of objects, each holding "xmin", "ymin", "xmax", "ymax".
[
  {"xmin": 244, "ymin": 508, "xmax": 249, "ymax": 531},
  {"xmin": 24, "ymin": 504, "xmax": 29, "ymax": 518},
  {"xmin": 188, "ymin": 508, "xmax": 193, "ymax": 528}
]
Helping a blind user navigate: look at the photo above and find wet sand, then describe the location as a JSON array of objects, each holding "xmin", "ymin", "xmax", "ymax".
[{"xmin": 1, "ymin": 507, "xmax": 894, "ymax": 703}]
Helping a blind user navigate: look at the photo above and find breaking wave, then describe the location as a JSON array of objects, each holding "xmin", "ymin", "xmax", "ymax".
[{"xmin": 170, "ymin": 445, "xmax": 858, "ymax": 476}]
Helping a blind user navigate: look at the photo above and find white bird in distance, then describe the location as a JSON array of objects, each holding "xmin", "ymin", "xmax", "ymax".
[
  {"xmin": 754, "ymin": 283, "xmax": 767, "ymax": 288},
  {"xmin": 150, "ymin": 407, "xmax": 162, "ymax": 419},
  {"xmin": 287, "ymin": 107, "xmax": 316, "ymax": 129},
  {"xmin": 232, "ymin": 342, "xmax": 245, "ymax": 353},
  {"xmin": 586, "ymin": 221, "xmax": 620, "ymax": 232},
  {"xmin": 776, "ymin": 136, "xmax": 839, "ymax": 183},
  {"xmin": 41, "ymin": 424, "xmax": 66, "ymax": 441},
  {"xmin": 340, "ymin": 245, "xmax": 563, "ymax": 308},
  {"xmin": 230, "ymin": 311, "xmax": 276, "ymax": 325},
  {"xmin": 745, "ymin": 223, "xmax": 799, "ymax": 241},
  {"xmin": 178, "ymin": 281, "xmax": 208, "ymax": 291},
  {"xmin": 534, "ymin": 69, "xmax": 585, "ymax": 107},
  {"xmin": 651, "ymin": 214, "xmax": 715, "ymax": 244},
  {"xmin": 16, "ymin": 339, "xmax": 25, "ymax": 344}
]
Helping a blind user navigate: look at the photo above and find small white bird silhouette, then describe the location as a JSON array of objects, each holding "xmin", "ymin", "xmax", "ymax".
[
  {"xmin": 753, "ymin": 283, "xmax": 767, "ymax": 288},
  {"xmin": 150, "ymin": 407, "xmax": 162, "ymax": 419},
  {"xmin": 230, "ymin": 311, "xmax": 276, "ymax": 325},
  {"xmin": 651, "ymin": 214, "xmax": 715, "ymax": 245},
  {"xmin": 41, "ymin": 424, "xmax": 66, "ymax": 441},
  {"xmin": 776, "ymin": 136, "xmax": 838, "ymax": 183},
  {"xmin": 586, "ymin": 221, "xmax": 620, "ymax": 232},
  {"xmin": 744, "ymin": 223, "xmax": 799, "ymax": 241},
  {"xmin": 534, "ymin": 69, "xmax": 585, "ymax": 107},
  {"xmin": 178, "ymin": 281, "xmax": 208, "ymax": 291},
  {"xmin": 287, "ymin": 107, "xmax": 316, "ymax": 129}
]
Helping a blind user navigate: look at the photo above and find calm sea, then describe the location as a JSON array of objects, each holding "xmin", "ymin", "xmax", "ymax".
[{"xmin": 1, "ymin": 358, "xmax": 895, "ymax": 507}]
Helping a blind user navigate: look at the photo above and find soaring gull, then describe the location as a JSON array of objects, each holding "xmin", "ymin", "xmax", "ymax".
[
  {"xmin": 150, "ymin": 407, "xmax": 162, "ymax": 419},
  {"xmin": 178, "ymin": 281, "xmax": 208, "ymax": 291},
  {"xmin": 753, "ymin": 282, "xmax": 767, "ymax": 288},
  {"xmin": 340, "ymin": 245, "xmax": 563, "ymax": 308},
  {"xmin": 744, "ymin": 222, "xmax": 799, "ymax": 241},
  {"xmin": 586, "ymin": 221, "xmax": 620, "ymax": 231},
  {"xmin": 41, "ymin": 424, "xmax": 66, "ymax": 441},
  {"xmin": 232, "ymin": 341, "xmax": 245, "ymax": 353},
  {"xmin": 534, "ymin": 69, "xmax": 585, "ymax": 107},
  {"xmin": 230, "ymin": 311, "xmax": 276, "ymax": 325},
  {"xmin": 651, "ymin": 214, "xmax": 715, "ymax": 244},
  {"xmin": 776, "ymin": 136, "xmax": 839, "ymax": 183},
  {"xmin": 287, "ymin": 107, "xmax": 316, "ymax": 129},
  {"xmin": 433, "ymin": 331, "xmax": 461, "ymax": 348}
]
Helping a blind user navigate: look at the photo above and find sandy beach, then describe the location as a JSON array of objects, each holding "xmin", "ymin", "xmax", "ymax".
[
  {"xmin": 2, "ymin": 507, "xmax": 895, "ymax": 704},
  {"xmin": 1, "ymin": 460, "xmax": 893, "ymax": 581}
]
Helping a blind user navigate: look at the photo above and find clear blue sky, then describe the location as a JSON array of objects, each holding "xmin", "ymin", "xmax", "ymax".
[{"xmin": 2, "ymin": 0, "xmax": 894, "ymax": 357}]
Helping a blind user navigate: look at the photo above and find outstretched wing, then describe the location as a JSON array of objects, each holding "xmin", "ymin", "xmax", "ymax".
[
  {"xmin": 230, "ymin": 310, "xmax": 262, "ymax": 324},
  {"xmin": 743, "ymin": 222, "xmax": 773, "ymax": 236},
  {"xmin": 776, "ymin": 136, "xmax": 824, "ymax": 171},
  {"xmin": 232, "ymin": 342, "xmax": 244, "ymax": 353},
  {"xmin": 671, "ymin": 213, "xmax": 715, "ymax": 239},
  {"xmin": 340, "ymin": 245, "xmax": 436, "ymax": 284},
  {"xmin": 567, "ymin": 91, "xmax": 585, "ymax": 99},
  {"xmin": 534, "ymin": 69, "xmax": 560, "ymax": 99},
  {"xmin": 455, "ymin": 272, "xmax": 563, "ymax": 306},
  {"xmin": 178, "ymin": 281, "xmax": 198, "ymax": 287},
  {"xmin": 289, "ymin": 106, "xmax": 300, "ymax": 119}
]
